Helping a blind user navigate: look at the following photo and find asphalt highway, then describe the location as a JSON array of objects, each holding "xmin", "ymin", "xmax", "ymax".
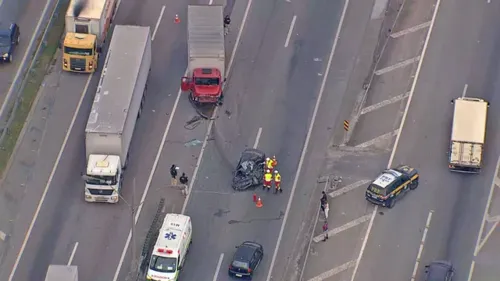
[
  {"xmin": 353, "ymin": 1, "xmax": 500, "ymax": 281},
  {"xmin": 0, "ymin": 0, "xmax": 51, "ymax": 103}
]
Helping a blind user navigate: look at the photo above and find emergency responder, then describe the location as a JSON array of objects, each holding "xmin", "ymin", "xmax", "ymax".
[
  {"xmin": 271, "ymin": 155, "xmax": 278, "ymax": 170},
  {"xmin": 266, "ymin": 157, "xmax": 274, "ymax": 173},
  {"xmin": 274, "ymin": 170, "xmax": 282, "ymax": 194},
  {"xmin": 263, "ymin": 170, "xmax": 272, "ymax": 191}
]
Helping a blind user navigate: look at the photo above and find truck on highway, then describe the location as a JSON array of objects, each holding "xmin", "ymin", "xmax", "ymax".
[
  {"xmin": 449, "ymin": 97, "xmax": 489, "ymax": 173},
  {"xmin": 63, "ymin": 0, "xmax": 118, "ymax": 73},
  {"xmin": 83, "ymin": 25, "xmax": 151, "ymax": 203},
  {"xmin": 45, "ymin": 265, "xmax": 78, "ymax": 281},
  {"xmin": 180, "ymin": 4, "xmax": 226, "ymax": 104}
]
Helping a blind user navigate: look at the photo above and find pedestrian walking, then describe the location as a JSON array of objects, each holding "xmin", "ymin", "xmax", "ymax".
[
  {"xmin": 263, "ymin": 170, "xmax": 272, "ymax": 191},
  {"xmin": 320, "ymin": 191, "xmax": 327, "ymax": 212},
  {"xmin": 322, "ymin": 222, "xmax": 329, "ymax": 241},
  {"xmin": 274, "ymin": 170, "xmax": 282, "ymax": 194},
  {"xmin": 266, "ymin": 158, "xmax": 274, "ymax": 174},
  {"xmin": 170, "ymin": 164, "xmax": 179, "ymax": 186},
  {"xmin": 179, "ymin": 173, "xmax": 189, "ymax": 196},
  {"xmin": 223, "ymin": 15, "xmax": 231, "ymax": 35},
  {"xmin": 271, "ymin": 155, "xmax": 278, "ymax": 170}
]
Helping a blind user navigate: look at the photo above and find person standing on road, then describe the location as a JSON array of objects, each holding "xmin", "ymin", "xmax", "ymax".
[
  {"xmin": 274, "ymin": 170, "xmax": 282, "ymax": 194},
  {"xmin": 223, "ymin": 15, "xmax": 231, "ymax": 35},
  {"xmin": 266, "ymin": 158, "xmax": 274, "ymax": 174},
  {"xmin": 320, "ymin": 191, "xmax": 328, "ymax": 212},
  {"xmin": 179, "ymin": 173, "xmax": 189, "ymax": 196},
  {"xmin": 263, "ymin": 170, "xmax": 272, "ymax": 191},
  {"xmin": 170, "ymin": 164, "xmax": 179, "ymax": 186},
  {"xmin": 322, "ymin": 221, "xmax": 329, "ymax": 241},
  {"xmin": 271, "ymin": 155, "xmax": 278, "ymax": 170}
]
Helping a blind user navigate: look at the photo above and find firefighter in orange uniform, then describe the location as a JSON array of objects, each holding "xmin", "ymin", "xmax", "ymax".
[
  {"xmin": 271, "ymin": 156, "xmax": 278, "ymax": 170},
  {"xmin": 263, "ymin": 170, "xmax": 272, "ymax": 191},
  {"xmin": 274, "ymin": 170, "xmax": 282, "ymax": 194}
]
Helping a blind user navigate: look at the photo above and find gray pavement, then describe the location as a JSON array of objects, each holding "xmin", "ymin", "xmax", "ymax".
[{"xmin": 0, "ymin": 0, "xmax": 51, "ymax": 103}]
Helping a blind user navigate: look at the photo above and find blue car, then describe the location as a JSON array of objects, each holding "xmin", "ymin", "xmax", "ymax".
[{"xmin": 0, "ymin": 23, "xmax": 20, "ymax": 63}]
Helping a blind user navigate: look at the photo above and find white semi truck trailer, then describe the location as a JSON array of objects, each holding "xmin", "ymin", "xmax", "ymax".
[{"xmin": 83, "ymin": 25, "xmax": 152, "ymax": 203}]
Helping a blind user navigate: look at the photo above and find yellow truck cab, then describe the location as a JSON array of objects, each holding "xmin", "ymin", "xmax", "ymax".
[
  {"xmin": 63, "ymin": 0, "xmax": 117, "ymax": 73},
  {"xmin": 63, "ymin": 32, "xmax": 97, "ymax": 72}
]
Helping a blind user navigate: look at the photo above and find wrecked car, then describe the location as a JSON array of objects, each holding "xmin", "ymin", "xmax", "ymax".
[{"xmin": 232, "ymin": 148, "xmax": 266, "ymax": 191}]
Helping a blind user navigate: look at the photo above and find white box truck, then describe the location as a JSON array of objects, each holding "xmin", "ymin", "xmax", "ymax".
[
  {"xmin": 45, "ymin": 265, "xmax": 78, "ymax": 281},
  {"xmin": 63, "ymin": 0, "xmax": 118, "ymax": 72},
  {"xmin": 449, "ymin": 97, "xmax": 489, "ymax": 173},
  {"xmin": 83, "ymin": 25, "xmax": 152, "ymax": 203},
  {"xmin": 180, "ymin": 5, "xmax": 225, "ymax": 104}
]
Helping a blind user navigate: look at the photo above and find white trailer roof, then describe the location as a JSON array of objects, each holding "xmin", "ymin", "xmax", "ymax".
[
  {"xmin": 187, "ymin": 5, "xmax": 225, "ymax": 60},
  {"xmin": 66, "ymin": 0, "xmax": 108, "ymax": 20},
  {"xmin": 451, "ymin": 98, "xmax": 488, "ymax": 143},
  {"xmin": 45, "ymin": 265, "xmax": 78, "ymax": 281},
  {"xmin": 86, "ymin": 25, "xmax": 150, "ymax": 134}
]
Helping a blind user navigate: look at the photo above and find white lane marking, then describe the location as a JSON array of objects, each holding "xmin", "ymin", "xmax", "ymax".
[
  {"xmin": 354, "ymin": 130, "xmax": 398, "ymax": 148},
  {"xmin": 360, "ymin": 92, "xmax": 410, "ymax": 115},
  {"xmin": 374, "ymin": 56, "xmax": 421, "ymax": 75},
  {"xmin": 487, "ymin": 0, "xmax": 491, "ymax": 3},
  {"xmin": 350, "ymin": 0, "xmax": 442, "ymax": 279},
  {"xmin": 410, "ymin": 210, "xmax": 434, "ymax": 281},
  {"xmin": 307, "ymin": 260, "xmax": 356, "ymax": 281},
  {"xmin": 180, "ymin": 0, "xmax": 254, "ymax": 215},
  {"xmin": 265, "ymin": 0, "xmax": 351, "ymax": 279},
  {"xmin": 7, "ymin": 73, "xmax": 93, "ymax": 281},
  {"xmin": 212, "ymin": 253, "xmax": 224, "ymax": 281},
  {"xmin": 113, "ymin": 0, "xmax": 254, "ymax": 279},
  {"xmin": 0, "ymin": 0, "xmax": 55, "ymax": 129},
  {"xmin": 472, "ymin": 156, "xmax": 500, "ymax": 256},
  {"xmin": 253, "ymin": 127, "xmax": 262, "ymax": 149},
  {"xmin": 0, "ymin": 230, "xmax": 6, "ymax": 241},
  {"xmin": 313, "ymin": 215, "xmax": 372, "ymax": 243},
  {"xmin": 390, "ymin": 21, "xmax": 431, "ymax": 38},
  {"xmin": 209, "ymin": 0, "xmax": 214, "ymax": 5},
  {"xmin": 67, "ymin": 242, "xmax": 79, "ymax": 266},
  {"xmin": 461, "ymin": 84, "xmax": 468, "ymax": 98},
  {"xmin": 467, "ymin": 260, "xmax": 476, "ymax": 281},
  {"xmin": 485, "ymin": 214, "xmax": 500, "ymax": 222},
  {"xmin": 284, "ymin": 15, "xmax": 297, "ymax": 48},
  {"xmin": 328, "ymin": 180, "xmax": 371, "ymax": 198},
  {"xmin": 152, "ymin": 5, "xmax": 166, "ymax": 41},
  {"xmin": 0, "ymin": 0, "xmax": 3, "ymax": 7}
]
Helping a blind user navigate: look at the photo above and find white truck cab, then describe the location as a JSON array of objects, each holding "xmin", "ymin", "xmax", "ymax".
[
  {"xmin": 84, "ymin": 155, "xmax": 122, "ymax": 203},
  {"xmin": 147, "ymin": 214, "xmax": 192, "ymax": 281}
]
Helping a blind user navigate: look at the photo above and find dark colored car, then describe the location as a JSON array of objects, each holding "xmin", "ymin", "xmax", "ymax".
[
  {"xmin": 0, "ymin": 23, "xmax": 20, "ymax": 63},
  {"xmin": 232, "ymin": 148, "xmax": 266, "ymax": 191},
  {"xmin": 425, "ymin": 260, "xmax": 454, "ymax": 281},
  {"xmin": 365, "ymin": 164, "xmax": 419, "ymax": 208},
  {"xmin": 228, "ymin": 241, "xmax": 264, "ymax": 279}
]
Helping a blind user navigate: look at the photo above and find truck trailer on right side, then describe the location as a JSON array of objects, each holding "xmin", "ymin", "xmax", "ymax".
[{"xmin": 449, "ymin": 97, "xmax": 489, "ymax": 173}]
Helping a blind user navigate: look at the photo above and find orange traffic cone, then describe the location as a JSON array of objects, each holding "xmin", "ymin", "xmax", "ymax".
[
  {"xmin": 256, "ymin": 197, "xmax": 263, "ymax": 208},
  {"xmin": 174, "ymin": 14, "xmax": 180, "ymax": 24}
]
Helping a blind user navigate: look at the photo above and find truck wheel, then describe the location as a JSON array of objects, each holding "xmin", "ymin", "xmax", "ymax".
[
  {"xmin": 123, "ymin": 154, "xmax": 129, "ymax": 170},
  {"xmin": 409, "ymin": 179, "xmax": 419, "ymax": 190}
]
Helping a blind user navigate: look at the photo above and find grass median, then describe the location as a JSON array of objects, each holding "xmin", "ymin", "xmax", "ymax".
[{"xmin": 0, "ymin": 1, "xmax": 68, "ymax": 174}]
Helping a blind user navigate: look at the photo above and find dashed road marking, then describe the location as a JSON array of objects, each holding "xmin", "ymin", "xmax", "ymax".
[
  {"xmin": 390, "ymin": 21, "xmax": 431, "ymax": 38},
  {"xmin": 152, "ymin": 5, "xmax": 166, "ymax": 41},
  {"xmin": 375, "ymin": 56, "xmax": 421, "ymax": 75},
  {"xmin": 328, "ymin": 180, "xmax": 371, "ymax": 198},
  {"xmin": 313, "ymin": 215, "xmax": 372, "ymax": 243},
  {"xmin": 360, "ymin": 92, "xmax": 410, "ymax": 115},
  {"xmin": 306, "ymin": 260, "xmax": 356, "ymax": 281},
  {"xmin": 284, "ymin": 15, "xmax": 297, "ymax": 48},
  {"xmin": 355, "ymin": 130, "xmax": 399, "ymax": 148},
  {"xmin": 462, "ymin": 84, "xmax": 468, "ymax": 98},
  {"xmin": 410, "ymin": 210, "xmax": 434, "ymax": 281},
  {"xmin": 212, "ymin": 253, "xmax": 224, "ymax": 281},
  {"xmin": 67, "ymin": 242, "xmax": 79, "ymax": 266},
  {"xmin": 0, "ymin": 230, "xmax": 6, "ymax": 241},
  {"xmin": 253, "ymin": 127, "xmax": 262, "ymax": 149}
]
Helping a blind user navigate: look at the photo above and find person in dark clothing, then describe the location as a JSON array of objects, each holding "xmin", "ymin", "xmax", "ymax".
[
  {"xmin": 223, "ymin": 15, "xmax": 231, "ymax": 27},
  {"xmin": 320, "ymin": 191, "xmax": 328, "ymax": 212},
  {"xmin": 170, "ymin": 165, "xmax": 179, "ymax": 185},
  {"xmin": 180, "ymin": 173, "xmax": 188, "ymax": 186}
]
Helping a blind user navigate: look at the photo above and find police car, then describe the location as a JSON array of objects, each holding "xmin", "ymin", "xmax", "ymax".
[
  {"xmin": 147, "ymin": 213, "xmax": 192, "ymax": 281},
  {"xmin": 365, "ymin": 165, "xmax": 419, "ymax": 208}
]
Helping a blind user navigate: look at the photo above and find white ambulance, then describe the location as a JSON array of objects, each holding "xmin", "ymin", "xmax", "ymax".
[{"xmin": 146, "ymin": 213, "xmax": 192, "ymax": 281}]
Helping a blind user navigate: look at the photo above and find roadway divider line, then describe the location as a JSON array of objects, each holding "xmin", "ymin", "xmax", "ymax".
[
  {"xmin": 284, "ymin": 15, "xmax": 297, "ymax": 48},
  {"xmin": 265, "ymin": 0, "xmax": 352, "ymax": 278},
  {"xmin": 67, "ymin": 242, "xmax": 79, "ymax": 266},
  {"xmin": 328, "ymin": 180, "xmax": 370, "ymax": 198},
  {"xmin": 151, "ymin": 5, "xmax": 166, "ymax": 41},
  {"xmin": 313, "ymin": 214, "xmax": 372, "ymax": 243},
  {"xmin": 350, "ymin": 0, "xmax": 442, "ymax": 279},
  {"xmin": 113, "ymin": 0, "xmax": 255, "ymax": 279},
  {"xmin": 212, "ymin": 253, "xmax": 224, "ymax": 281},
  {"xmin": 306, "ymin": 260, "xmax": 356, "ymax": 281},
  {"xmin": 253, "ymin": 127, "xmax": 262, "ymax": 149},
  {"xmin": 410, "ymin": 210, "xmax": 434, "ymax": 281}
]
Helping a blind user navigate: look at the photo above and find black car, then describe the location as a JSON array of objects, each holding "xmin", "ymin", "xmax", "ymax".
[
  {"xmin": 0, "ymin": 23, "xmax": 20, "ymax": 63},
  {"xmin": 365, "ymin": 164, "xmax": 419, "ymax": 208},
  {"xmin": 228, "ymin": 241, "xmax": 264, "ymax": 279},
  {"xmin": 425, "ymin": 260, "xmax": 454, "ymax": 281},
  {"xmin": 232, "ymin": 148, "xmax": 266, "ymax": 191}
]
